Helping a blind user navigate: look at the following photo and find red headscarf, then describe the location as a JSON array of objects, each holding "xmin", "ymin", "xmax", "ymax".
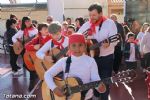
[
  {"xmin": 69, "ymin": 33, "xmax": 85, "ymax": 45},
  {"xmin": 88, "ymin": 16, "xmax": 107, "ymax": 35}
]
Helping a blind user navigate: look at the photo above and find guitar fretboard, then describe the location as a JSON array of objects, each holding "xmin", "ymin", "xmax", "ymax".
[{"xmin": 70, "ymin": 78, "xmax": 112, "ymax": 94}]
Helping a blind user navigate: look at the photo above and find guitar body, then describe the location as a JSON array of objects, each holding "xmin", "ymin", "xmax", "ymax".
[
  {"xmin": 13, "ymin": 35, "xmax": 36, "ymax": 55},
  {"xmin": 13, "ymin": 42, "xmax": 23, "ymax": 55},
  {"xmin": 34, "ymin": 48, "xmax": 62, "ymax": 80},
  {"xmin": 23, "ymin": 51, "xmax": 37, "ymax": 71},
  {"xmin": 42, "ymin": 77, "xmax": 82, "ymax": 100},
  {"xmin": 42, "ymin": 70, "xmax": 136, "ymax": 100},
  {"xmin": 86, "ymin": 39, "xmax": 100, "ymax": 57}
]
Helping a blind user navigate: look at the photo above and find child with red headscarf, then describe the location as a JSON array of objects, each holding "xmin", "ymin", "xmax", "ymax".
[{"xmin": 44, "ymin": 33, "xmax": 106, "ymax": 100}]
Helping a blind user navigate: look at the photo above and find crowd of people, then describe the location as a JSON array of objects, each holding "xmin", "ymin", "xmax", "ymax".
[{"xmin": 4, "ymin": 2, "xmax": 150, "ymax": 100}]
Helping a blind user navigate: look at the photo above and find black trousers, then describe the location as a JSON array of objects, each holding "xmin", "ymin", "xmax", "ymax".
[
  {"xmin": 113, "ymin": 45, "xmax": 123, "ymax": 74},
  {"xmin": 9, "ymin": 46, "xmax": 19, "ymax": 72},
  {"xmin": 144, "ymin": 53, "xmax": 150, "ymax": 68},
  {"xmin": 94, "ymin": 54, "xmax": 114, "ymax": 100},
  {"xmin": 21, "ymin": 49, "xmax": 37, "ymax": 80}
]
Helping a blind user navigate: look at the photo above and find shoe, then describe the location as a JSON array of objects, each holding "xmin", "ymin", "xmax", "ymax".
[
  {"xmin": 16, "ymin": 66, "xmax": 21, "ymax": 70},
  {"xmin": 12, "ymin": 71, "xmax": 19, "ymax": 75}
]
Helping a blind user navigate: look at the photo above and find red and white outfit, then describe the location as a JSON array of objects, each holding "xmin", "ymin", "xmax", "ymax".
[
  {"xmin": 78, "ymin": 16, "xmax": 118, "ymax": 57},
  {"xmin": 12, "ymin": 27, "xmax": 38, "ymax": 43},
  {"xmin": 44, "ymin": 34, "xmax": 100, "ymax": 99},
  {"xmin": 25, "ymin": 34, "xmax": 52, "ymax": 51},
  {"xmin": 36, "ymin": 36, "xmax": 68, "ymax": 60}
]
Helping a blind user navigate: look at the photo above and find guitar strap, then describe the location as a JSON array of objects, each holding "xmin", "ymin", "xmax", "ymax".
[
  {"xmin": 49, "ymin": 42, "xmax": 59, "ymax": 100},
  {"xmin": 22, "ymin": 34, "xmax": 25, "ymax": 46},
  {"xmin": 65, "ymin": 56, "xmax": 72, "ymax": 74},
  {"xmin": 64, "ymin": 57, "xmax": 89, "ymax": 100},
  {"xmin": 90, "ymin": 20, "xmax": 103, "ymax": 57},
  {"xmin": 64, "ymin": 56, "xmax": 72, "ymax": 100}
]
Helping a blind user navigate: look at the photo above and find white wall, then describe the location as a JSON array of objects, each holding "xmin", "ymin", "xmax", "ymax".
[{"xmin": 64, "ymin": 0, "xmax": 108, "ymax": 22}]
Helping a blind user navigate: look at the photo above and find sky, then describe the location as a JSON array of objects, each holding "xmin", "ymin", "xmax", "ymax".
[{"xmin": 0, "ymin": 0, "xmax": 47, "ymax": 4}]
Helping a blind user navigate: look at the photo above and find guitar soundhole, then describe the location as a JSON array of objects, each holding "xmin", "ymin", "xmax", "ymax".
[{"xmin": 62, "ymin": 85, "xmax": 73, "ymax": 99}]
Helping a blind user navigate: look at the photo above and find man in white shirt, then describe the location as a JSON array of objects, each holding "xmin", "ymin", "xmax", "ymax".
[{"xmin": 78, "ymin": 3, "xmax": 118, "ymax": 100}]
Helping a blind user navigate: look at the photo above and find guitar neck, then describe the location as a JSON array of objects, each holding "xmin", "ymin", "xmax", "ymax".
[
  {"xmin": 89, "ymin": 34, "xmax": 119, "ymax": 50},
  {"xmin": 54, "ymin": 47, "xmax": 68, "ymax": 60},
  {"xmin": 70, "ymin": 77, "xmax": 113, "ymax": 94}
]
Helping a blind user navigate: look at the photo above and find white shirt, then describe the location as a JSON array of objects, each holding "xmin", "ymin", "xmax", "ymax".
[
  {"xmin": 140, "ymin": 32, "xmax": 150, "ymax": 54},
  {"xmin": 78, "ymin": 19, "xmax": 118, "ymax": 57},
  {"xmin": 44, "ymin": 54, "xmax": 100, "ymax": 91},
  {"xmin": 36, "ymin": 36, "xmax": 68, "ymax": 59},
  {"xmin": 136, "ymin": 32, "xmax": 145, "ymax": 45},
  {"xmin": 12, "ymin": 28, "xmax": 38, "ymax": 43},
  {"xmin": 126, "ymin": 43, "xmax": 136, "ymax": 62}
]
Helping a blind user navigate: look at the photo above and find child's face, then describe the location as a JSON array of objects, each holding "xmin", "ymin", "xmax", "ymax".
[
  {"xmin": 52, "ymin": 32, "xmax": 62, "ymax": 41},
  {"xmin": 67, "ymin": 28, "xmax": 75, "ymax": 36},
  {"xmin": 62, "ymin": 24, "xmax": 68, "ymax": 30},
  {"xmin": 40, "ymin": 27, "xmax": 49, "ymax": 36},
  {"xmin": 69, "ymin": 42, "xmax": 86, "ymax": 57},
  {"xmin": 143, "ymin": 25, "xmax": 149, "ymax": 32},
  {"xmin": 25, "ymin": 20, "xmax": 32, "ymax": 28},
  {"xmin": 128, "ymin": 36, "xmax": 135, "ymax": 42},
  {"xmin": 75, "ymin": 20, "xmax": 80, "ymax": 27}
]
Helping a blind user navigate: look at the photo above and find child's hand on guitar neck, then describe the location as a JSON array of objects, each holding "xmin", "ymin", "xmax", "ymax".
[
  {"xmin": 102, "ymin": 39, "xmax": 110, "ymax": 48},
  {"xmin": 53, "ymin": 87, "xmax": 64, "ymax": 97},
  {"xmin": 34, "ymin": 44, "xmax": 41, "ymax": 50},
  {"xmin": 96, "ymin": 82, "xmax": 106, "ymax": 93},
  {"xmin": 44, "ymin": 56, "xmax": 54, "ymax": 63}
]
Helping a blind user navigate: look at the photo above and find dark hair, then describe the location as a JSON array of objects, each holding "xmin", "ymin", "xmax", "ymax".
[
  {"xmin": 38, "ymin": 23, "xmax": 48, "ymax": 32},
  {"xmin": 75, "ymin": 17, "xmax": 85, "ymax": 27},
  {"xmin": 67, "ymin": 25, "xmax": 76, "ymax": 32},
  {"xmin": 10, "ymin": 14, "xmax": 17, "ymax": 19},
  {"xmin": 32, "ymin": 20, "xmax": 38, "ymax": 25},
  {"xmin": 127, "ymin": 33, "xmax": 135, "ymax": 39},
  {"xmin": 32, "ymin": 20, "xmax": 38, "ymax": 28},
  {"xmin": 6, "ymin": 19, "xmax": 17, "ymax": 31},
  {"xmin": 123, "ymin": 25, "xmax": 131, "ymax": 35},
  {"xmin": 88, "ymin": 3, "xmax": 102, "ymax": 13},
  {"xmin": 66, "ymin": 17, "xmax": 71, "ymax": 21},
  {"xmin": 21, "ymin": 16, "xmax": 31, "ymax": 30}
]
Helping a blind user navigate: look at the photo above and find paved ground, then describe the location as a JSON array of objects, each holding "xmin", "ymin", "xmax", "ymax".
[{"xmin": 0, "ymin": 53, "xmax": 148, "ymax": 100}]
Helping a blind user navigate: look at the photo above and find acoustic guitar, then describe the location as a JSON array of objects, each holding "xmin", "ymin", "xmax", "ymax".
[
  {"xmin": 34, "ymin": 47, "xmax": 68, "ymax": 80},
  {"xmin": 13, "ymin": 35, "xmax": 35, "ymax": 55},
  {"xmin": 42, "ymin": 69, "xmax": 136, "ymax": 100},
  {"xmin": 86, "ymin": 34, "xmax": 120, "ymax": 57},
  {"xmin": 23, "ymin": 51, "xmax": 37, "ymax": 71}
]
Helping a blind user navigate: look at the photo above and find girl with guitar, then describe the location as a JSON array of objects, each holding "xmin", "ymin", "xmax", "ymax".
[
  {"xmin": 24, "ymin": 23, "xmax": 51, "ymax": 73},
  {"xmin": 25, "ymin": 23, "xmax": 51, "ymax": 52},
  {"xmin": 12, "ymin": 16, "xmax": 38, "ymax": 85},
  {"xmin": 6, "ymin": 18, "xmax": 21, "ymax": 75},
  {"xmin": 44, "ymin": 34, "xmax": 106, "ymax": 100}
]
